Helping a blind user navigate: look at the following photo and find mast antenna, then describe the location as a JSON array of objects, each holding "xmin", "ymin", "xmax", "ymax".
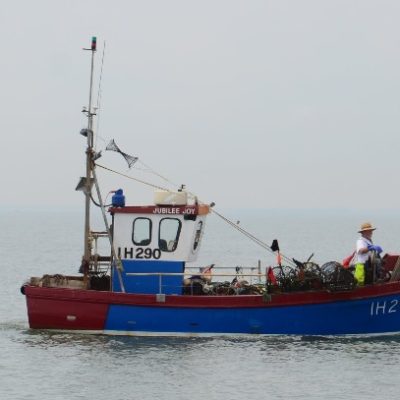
[{"xmin": 95, "ymin": 40, "xmax": 106, "ymax": 150}]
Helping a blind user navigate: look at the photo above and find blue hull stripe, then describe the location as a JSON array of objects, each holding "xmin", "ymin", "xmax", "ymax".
[{"xmin": 105, "ymin": 293, "xmax": 400, "ymax": 335}]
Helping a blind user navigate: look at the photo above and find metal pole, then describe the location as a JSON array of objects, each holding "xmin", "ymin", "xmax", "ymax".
[{"xmin": 83, "ymin": 37, "xmax": 97, "ymax": 285}]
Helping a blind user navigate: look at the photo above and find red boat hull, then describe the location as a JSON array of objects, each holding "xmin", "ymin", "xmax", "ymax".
[{"xmin": 23, "ymin": 281, "xmax": 400, "ymax": 335}]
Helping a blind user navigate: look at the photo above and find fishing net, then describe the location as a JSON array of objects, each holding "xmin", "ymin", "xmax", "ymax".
[
  {"xmin": 182, "ymin": 275, "xmax": 266, "ymax": 296},
  {"xmin": 268, "ymin": 263, "xmax": 323, "ymax": 292},
  {"xmin": 320, "ymin": 261, "xmax": 356, "ymax": 291},
  {"xmin": 182, "ymin": 258, "xmax": 358, "ymax": 296},
  {"xmin": 106, "ymin": 139, "xmax": 138, "ymax": 168}
]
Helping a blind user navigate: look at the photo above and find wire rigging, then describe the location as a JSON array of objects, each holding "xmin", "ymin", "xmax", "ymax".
[
  {"xmin": 209, "ymin": 208, "xmax": 295, "ymax": 266},
  {"xmin": 135, "ymin": 159, "xmax": 180, "ymax": 189},
  {"xmin": 95, "ymin": 161, "xmax": 296, "ymax": 266},
  {"xmin": 95, "ymin": 163, "xmax": 170, "ymax": 191}
]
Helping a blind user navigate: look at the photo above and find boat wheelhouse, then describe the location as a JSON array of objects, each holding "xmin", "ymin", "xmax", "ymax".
[{"xmin": 110, "ymin": 191, "xmax": 210, "ymax": 295}]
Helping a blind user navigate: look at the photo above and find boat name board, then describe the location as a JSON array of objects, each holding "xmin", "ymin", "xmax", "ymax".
[
  {"xmin": 152, "ymin": 207, "xmax": 196, "ymax": 215},
  {"xmin": 370, "ymin": 299, "xmax": 399, "ymax": 316},
  {"xmin": 110, "ymin": 204, "xmax": 210, "ymax": 216},
  {"xmin": 118, "ymin": 247, "xmax": 161, "ymax": 260}
]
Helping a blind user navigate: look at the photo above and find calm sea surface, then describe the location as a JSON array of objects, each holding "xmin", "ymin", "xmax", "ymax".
[{"xmin": 2, "ymin": 207, "xmax": 400, "ymax": 400}]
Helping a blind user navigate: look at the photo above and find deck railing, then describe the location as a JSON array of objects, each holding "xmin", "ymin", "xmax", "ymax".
[{"xmin": 125, "ymin": 269, "xmax": 266, "ymax": 295}]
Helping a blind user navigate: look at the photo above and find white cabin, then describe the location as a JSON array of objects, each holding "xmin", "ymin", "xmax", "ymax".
[{"xmin": 110, "ymin": 190, "xmax": 210, "ymax": 294}]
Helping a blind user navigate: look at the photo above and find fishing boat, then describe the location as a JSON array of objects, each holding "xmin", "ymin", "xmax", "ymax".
[{"xmin": 21, "ymin": 38, "xmax": 400, "ymax": 336}]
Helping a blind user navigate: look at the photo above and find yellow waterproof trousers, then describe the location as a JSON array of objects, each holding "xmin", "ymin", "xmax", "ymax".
[{"xmin": 354, "ymin": 263, "xmax": 365, "ymax": 286}]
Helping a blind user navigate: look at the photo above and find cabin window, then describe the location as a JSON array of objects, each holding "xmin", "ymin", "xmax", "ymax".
[
  {"xmin": 132, "ymin": 218, "xmax": 152, "ymax": 246},
  {"xmin": 192, "ymin": 221, "xmax": 203, "ymax": 252},
  {"xmin": 159, "ymin": 218, "xmax": 181, "ymax": 252}
]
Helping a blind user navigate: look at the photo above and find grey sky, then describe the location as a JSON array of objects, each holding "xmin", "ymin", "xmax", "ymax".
[{"xmin": 2, "ymin": 0, "xmax": 400, "ymax": 209}]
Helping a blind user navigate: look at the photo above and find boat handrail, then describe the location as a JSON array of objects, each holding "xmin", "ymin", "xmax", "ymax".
[
  {"xmin": 185, "ymin": 266, "xmax": 260, "ymax": 270},
  {"xmin": 125, "ymin": 272, "xmax": 264, "ymax": 277},
  {"xmin": 124, "ymin": 271, "xmax": 265, "ymax": 295}
]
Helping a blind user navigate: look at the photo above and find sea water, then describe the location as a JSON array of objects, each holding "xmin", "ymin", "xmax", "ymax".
[{"xmin": 1, "ymin": 207, "xmax": 400, "ymax": 400}]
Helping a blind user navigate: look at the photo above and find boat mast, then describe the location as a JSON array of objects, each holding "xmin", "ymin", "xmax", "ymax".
[{"xmin": 83, "ymin": 37, "xmax": 97, "ymax": 280}]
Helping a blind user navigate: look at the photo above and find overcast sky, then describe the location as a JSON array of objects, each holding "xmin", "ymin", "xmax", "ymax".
[{"xmin": 2, "ymin": 0, "xmax": 400, "ymax": 210}]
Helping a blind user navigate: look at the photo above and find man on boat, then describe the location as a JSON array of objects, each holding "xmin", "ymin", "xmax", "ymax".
[{"xmin": 354, "ymin": 222, "xmax": 382, "ymax": 285}]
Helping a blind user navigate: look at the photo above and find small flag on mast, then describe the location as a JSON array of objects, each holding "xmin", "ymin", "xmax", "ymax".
[{"xmin": 270, "ymin": 239, "xmax": 279, "ymax": 252}]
